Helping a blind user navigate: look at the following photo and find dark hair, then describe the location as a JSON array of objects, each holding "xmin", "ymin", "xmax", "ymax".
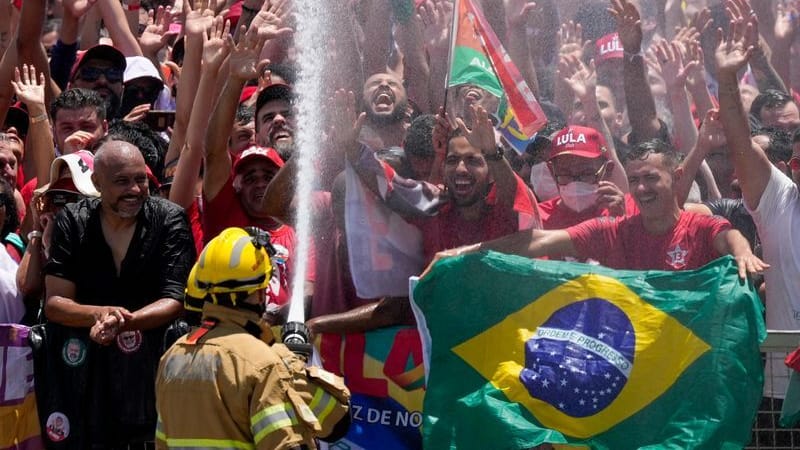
[
  {"xmin": 623, "ymin": 139, "xmax": 681, "ymax": 170},
  {"xmin": 750, "ymin": 89, "xmax": 794, "ymax": 121},
  {"xmin": 755, "ymin": 127, "xmax": 793, "ymax": 164},
  {"xmin": 51, "ymin": 88, "xmax": 107, "ymax": 121},
  {"xmin": 264, "ymin": 62, "xmax": 297, "ymax": 86},
  {"xmin": 102, "ymin": 120, "xmax": 168, "ymax": 177},
  {"xmin": 236, "ymin": 104, "xmax": 255, "ymax": 126},
  {"xmin": 405, "ymin": 114, "xmax": 435, "ymax": 158},
  {"xmin": 0, "ymin": 178, "xmax": 19, "ymax": 238}
]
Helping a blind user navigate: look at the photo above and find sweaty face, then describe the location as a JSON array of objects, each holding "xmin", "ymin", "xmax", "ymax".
[
  {"xmin": 760, "ymin": 102, "xmax": 800, "ymax": 131},
  {"xmin": 235, "ymin": 160, "xmax": 278, "ymax": 217},
  {"xmin": 548, "ymin": 154, "xmax": 607, "ymax": 186},
  {"xmin": 0, "ymin": 147, "xmax": 16, "ymax": 187},
  {"xmin": 94, "ymin": 153, "xmax": 149, "ymax": 219},
  {"xmin": 362, "ymin": 73, "xmax": 408, "ymax": 126},
  {"xmin": 444, "ymin": 136, "xmax": 490, "ymax": 207},
  {"xmin": 256, "ymin": 99, "xmax": 295, "ymax": 160},
  {"xmin": 449, "ymin": 84, "xmax": 500, "ymax": 127},
  {"xmin": 625, "ymin": 153, "xmax": 677, "ymax": 219},
  {"xmin": 229, "ymin": 120, "xmax": 256, "ymax": 157},
  {"xmin": 54, "ymin": 107, "xmax": 107, "ymax": 152},
  {"xmin": 71, "ymin": 60, "xmax": 123, "ymax": 116}
]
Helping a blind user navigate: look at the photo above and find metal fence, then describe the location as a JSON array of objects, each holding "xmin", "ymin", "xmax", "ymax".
[{"xmin": 747, "ymin": 330, "xmax": 800, "ymax": 449}]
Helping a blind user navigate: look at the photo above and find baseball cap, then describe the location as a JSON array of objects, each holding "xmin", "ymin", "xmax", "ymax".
[
  {"xmin": 124, "ymin": 56, "xmax": 164, "ymax": 86},
  {"xmin": 70, "ymin": 45, "xmax": 127, "ymax": 82},
  {"xmin": 549, "ymin": 126, "xmax": 608, "ymax": 160},
  {"xmin": 3, "ymin": 106, "xmax": 29, "ymax": 138},
  {"xmin": 240, "ymin": 86, "xmax": 258, "ymax": 104},
  {"xmin": 255, "ymin": 83, "xmax": 293, "ymax": 115},
  {"xmin": 233, "ymin": 146, "xmax": 284, "ymax": 173},
  {"xmin": 35, "ymin": 150, "xmax": 101, "ymax": 197},
  {"xmin": 595, "ymin": 33, "xmax": 624, "ymax": 64}
]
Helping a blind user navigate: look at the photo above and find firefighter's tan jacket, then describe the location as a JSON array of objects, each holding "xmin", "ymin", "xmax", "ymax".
[{"xmin": 155, "ymin": 303, "xmax": 350, "ymax": 449}]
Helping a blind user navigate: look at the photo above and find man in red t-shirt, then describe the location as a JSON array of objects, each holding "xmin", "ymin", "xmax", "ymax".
[
  {"xmin": 428, "ymin": 139, "xmax": 767, "ymax": 279},
  {"xmin": 202, "ymin": 145, "xmax": 299, "ymax": 309},
  {"xmin": 539, "ymin": 125, "xmax": 635, "ymax": 230}
]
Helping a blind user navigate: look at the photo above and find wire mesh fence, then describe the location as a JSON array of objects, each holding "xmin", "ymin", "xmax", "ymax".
[{"xmin": 747, "ymin": 331, "xmax": 800, "ymax": 449}]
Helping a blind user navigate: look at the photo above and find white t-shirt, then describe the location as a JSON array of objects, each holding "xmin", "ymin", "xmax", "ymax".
[
  {"xmin": 0, "ymin": 244, "xmax": 22, "ymax": 323},
  {"xmin": 747, "ymin": 165, "xmax": 800, "ymax": 397}
]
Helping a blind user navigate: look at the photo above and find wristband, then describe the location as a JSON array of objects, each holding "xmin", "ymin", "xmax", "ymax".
[
  {"xmin": 125, "ymin": 4, "xmax": 140, "ymax": 10},
  {"xmin": 29, "ymin": 113, "xmax": 48, "ymax": 124},
  {"xmin": 27, "ymin": 230, "xmax": 42, "ymax": 241},
  {"xmin": 484, "ymin": 145, "xmax": 505, "ymax": 162}
]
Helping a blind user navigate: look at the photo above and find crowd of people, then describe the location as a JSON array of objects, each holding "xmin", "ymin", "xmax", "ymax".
[{"xmin": 0, "ymin": 0, "xmax": 799, "ymax": 447}]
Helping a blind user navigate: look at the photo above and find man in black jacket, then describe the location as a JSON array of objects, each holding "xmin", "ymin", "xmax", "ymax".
[{"xmin": 40, "ymin": 140, "xmax": 196, "ymax": 449}]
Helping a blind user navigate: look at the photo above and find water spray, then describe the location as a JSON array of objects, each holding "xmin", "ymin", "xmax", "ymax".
[{"xmin": 281, "ymin": 0, "xmax": 331, "ymax": 355}]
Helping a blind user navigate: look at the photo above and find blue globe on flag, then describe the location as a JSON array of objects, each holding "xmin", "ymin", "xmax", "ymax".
[{"xmin": 519, "ymin": 298, "xmax": 636, "ymax": 417}]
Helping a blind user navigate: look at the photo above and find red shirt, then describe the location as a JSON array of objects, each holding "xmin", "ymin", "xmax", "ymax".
[
  {"xmin": 566, "ymin": 210, "xmax": 731, "ymax": 270},
  {"xmin": 539, "ymin": 194, "xmax": 639, "ymax": 229},
  {"xmin": 416, "ymin": 184, "xmax": 520, "ymax": 263},
  {"xmin": 202, "ymin": 176, "xmax": 313, "ymax": 307}
]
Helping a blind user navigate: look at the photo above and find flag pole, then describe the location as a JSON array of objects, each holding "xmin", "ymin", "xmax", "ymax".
[{"xmin": 442, "ymin": 0, "xmax": 460, "ymax": 116}]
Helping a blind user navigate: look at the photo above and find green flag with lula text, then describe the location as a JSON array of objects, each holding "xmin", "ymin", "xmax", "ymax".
[{"xmin": 411, "ymin": 252, "xmax": 765, "ymax": 449}]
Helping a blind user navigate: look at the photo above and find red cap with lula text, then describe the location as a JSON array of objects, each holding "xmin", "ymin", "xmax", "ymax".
[
  {"xmin": 548, "ymin": 126, "xmax": 608, "ymax": 160},
  {"xmin": 595, "ymin": 32, "xmax": 624, "ymax": 63}
]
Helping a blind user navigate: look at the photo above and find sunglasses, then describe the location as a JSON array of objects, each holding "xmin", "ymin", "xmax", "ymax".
[
  {"xmin": 38, "ymin": 192, "xmax": 83, "ymax": 214},
  {"xmin": 77, "ymin": 66, "xmax": 124, "ymax": 83},
  {"xmin": 790, "ymin": 156, "xmax": 800, "ymax": 172}
]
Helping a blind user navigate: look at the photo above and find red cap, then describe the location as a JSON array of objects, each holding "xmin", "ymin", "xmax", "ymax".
[
  {"xmin": 549, "ymin": 126, "xmax": 608, "ymax": 160},
  {"xmin": 233, "ymin": 146, "xmax": 285, "ymax": 173},
  {"xmin": 240, "ymin": 86, "xmax": 258, "ymax": 104},
  {"xmin": 69, "ymin": 45, "xmax": 127, "ymax": 82},
  {"xmin": 595, "ymin": 33, "xmax": 624, "ymax": 64}
]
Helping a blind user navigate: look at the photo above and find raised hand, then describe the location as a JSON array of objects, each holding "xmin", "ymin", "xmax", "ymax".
[
  {"xmin": 653, "ymin": 40, "xmax": 697, "ymax": 90},
  {"xmin": 140, "ymin": 5, "xmax": 180, "ymax": 57},
  {"xmin": 559, "ymin": 21, "xmax": 588, "ymax": 60},
  {"xmin": 683, "ymin": 40, "xmax": 707, "ymax": 88},
  {"xmin": 202, "ymin": 16, "xmax": 232, "ymax": 68},
  {"xmin": 329, "ymin": 88, "xmax": 366, "ymax": 150},
  {"xmin": 696, "ymin": 109, "xmax": 726, "ymax": 151},
  {"xmin": 774, "ymin": 1, "xmax": 799, "ymax": 45},
  {"xmin": 714, "ymin": 2, "xmax": 758, "ymax": 75},
  {"xmin": 418, "ymin": 0, "xmax": 453, "ymax": 55},
  {"xmin": 608, "ymin": 0, "xmax": 643, "ymax": 53},
  {"xmin": 456, "ymin": 105, "xmax": 496, "ymax": 153},
  {"xmin": 228, "ymin": 25, "xmax": 268, "ymax": 80},
  {"xmin": 249, "ymin": 0, "xmax": 294, "ymax": 41},
  {"xmin": 184, "ymin": 0, "xmax": 217, "ymax": 37},
  {"xmin": 506, "ymin": 0, "xmax": 537, "ymax": 29},
  {"xmin": 11, "ymin": 64, "xmax": 46, "ymax": 110},
  {"xmin": 558, "ymin": 55, "xmax": 597, "ymax": 100}
]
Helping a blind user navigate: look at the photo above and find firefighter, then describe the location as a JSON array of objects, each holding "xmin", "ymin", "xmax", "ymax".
[{"xmin": 155, "ymin": 227, "xmax": 350, "ymax": 449}]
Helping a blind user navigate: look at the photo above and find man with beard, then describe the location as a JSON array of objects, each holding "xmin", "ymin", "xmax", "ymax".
[
  {"xmin": 255, "ymin": 83, "xmax": 296, "ymax": 161},
  {"xmin": 40, "ymin": 140, "xmax": 195, "ymax": 448},
  {"xmin": 447, "ymin": 83, "xmax": 501, "ymax": 129},
  {"xmin": 51, "ymin": 89, "xmax": 109, "ymax": 155},
  {"xmin": 358, "ymin": 72, "xmax": 409, "ymax": 151},
  {"xmin": 68, "ymin": 45, "xmax": 126, "ymax": 119},
  {"xmin": 347, "ymin": 104, "xmax": 539, "ymax": 262}
]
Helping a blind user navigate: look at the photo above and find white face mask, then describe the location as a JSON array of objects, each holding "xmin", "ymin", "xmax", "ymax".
[
  {"xmin": 530, "ymin": 162, "xmax": 560, "ymax": 201},
  {"xmin": 559, "ymin": 181, "xmax": 599, "ymax": 212}
]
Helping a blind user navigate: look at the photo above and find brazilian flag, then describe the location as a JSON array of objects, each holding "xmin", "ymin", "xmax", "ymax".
[{"xmin": 412, "ymin": 252, "xmax": 765, "ymax": 449}]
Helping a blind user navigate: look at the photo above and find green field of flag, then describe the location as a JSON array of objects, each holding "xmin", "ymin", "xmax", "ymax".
[{"xmin": 412, "ymin": 252, "xmax": 765, "ymax": 449}]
